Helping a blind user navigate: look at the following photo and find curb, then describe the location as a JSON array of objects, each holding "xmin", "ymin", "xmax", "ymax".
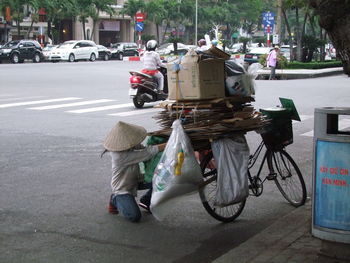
[
  {"xmin": 257, "ymin": 67, "xmax": 344, "ymax": 80},
  {"xmin": 213, "ymin": 202, "xmax": 313, "ymax": 263},
  {"xmin": 122, "ymin": 56, "xmax": 140, "ymax": 61}
]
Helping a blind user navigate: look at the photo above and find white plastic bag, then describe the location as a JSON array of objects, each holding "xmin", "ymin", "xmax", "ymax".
[
  {"xmin": 150, "ymin": 120, "xmax": 203, "ymax": 219},
  {"xmin": 241, "ymin": 62, "xmax": 263, "ymax": 96},
  {"xmin": 211, "ymin": 136, "xmax": 250, "ymax": 207}
]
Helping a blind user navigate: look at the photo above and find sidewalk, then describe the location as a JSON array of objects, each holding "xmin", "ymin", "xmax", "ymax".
[
  {"xmin": 213, "ymin": 201, "xmax": 350, "ymax": 263},
  {"xmin": 257, "ymin": 67, "xmax": 344, "ymax": 80}
]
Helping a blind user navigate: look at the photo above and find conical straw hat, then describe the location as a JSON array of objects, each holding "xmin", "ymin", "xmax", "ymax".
[{"xmin": 103, "ymin": 121, "xmax": 147, "ymax": 151}]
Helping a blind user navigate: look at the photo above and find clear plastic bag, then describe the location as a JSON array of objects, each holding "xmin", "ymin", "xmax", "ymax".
[
  {"xmin": 211, "ymin": 136, "xmax": 250, "ymax": 207},
  {"xmin": 150, "ymin": 120, "xmax": 203, "ymax": 220},
  {"xmin": 241, "ymin": 62, "xmax": 263, "ymax": 96}
]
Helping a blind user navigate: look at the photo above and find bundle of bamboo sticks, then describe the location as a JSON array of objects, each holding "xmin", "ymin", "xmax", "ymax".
[{"xmin": 150, "ymin": 96, "xmax": 268, "ymax": 150}]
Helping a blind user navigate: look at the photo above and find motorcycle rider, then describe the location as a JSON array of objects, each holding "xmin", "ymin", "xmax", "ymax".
[{"xmin": 141, "ymin": 40, "xmax": 166, "ymax": 94}]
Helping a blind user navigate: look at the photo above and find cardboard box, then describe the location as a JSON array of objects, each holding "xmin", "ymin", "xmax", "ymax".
[{"xmin": 167, "ymin": 51, "xmax": 225, "ymax": 100}]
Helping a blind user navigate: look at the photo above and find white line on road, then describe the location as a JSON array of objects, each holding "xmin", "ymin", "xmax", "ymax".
[
  {"xmin": 28, "ymin": 99, "xmax": 115, "ymax": 110},
  {"xmin": 301, "ymin": 118, "xmax": 350, "ymax": 137},
  {"xmin": 0, "ymin": 97, "xmax": 81, "ymax": 108},
  {"xmin": 66, "ymin": 103, "xmax": 134, "ymax": 113},
  {"xmin": 0, "ymin": 96, "xmax": 47, "ymax": 102},
  {"xmin": 108, "ymin": 108, "xmax": 161, "ymax": 117}
]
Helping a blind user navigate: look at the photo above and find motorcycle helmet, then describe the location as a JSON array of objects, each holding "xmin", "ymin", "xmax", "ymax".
[
  {"xmin": 211, "ymin": 39, "xmax": 218, "ymax": 47},
  {"xmin": 198, "ymin": 39, "xmax": 206, "ymax": 46},
  {"xmin": 146, "ymin": 40, "xmax": 158, "ymax": 51}
]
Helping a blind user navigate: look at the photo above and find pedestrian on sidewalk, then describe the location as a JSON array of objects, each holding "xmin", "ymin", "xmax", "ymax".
[
  {"xmin": 101, "ymin": 121, "xmax": 166, "ymax": 223},
  {"xmin": 266, "ymin": 46, "xmax": 280, "ymax": 80}
]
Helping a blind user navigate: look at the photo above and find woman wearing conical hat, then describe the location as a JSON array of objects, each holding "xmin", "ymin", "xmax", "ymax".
[{"xmin": 102, "ymin": 121, "xmax": 166, "ymax": 222}]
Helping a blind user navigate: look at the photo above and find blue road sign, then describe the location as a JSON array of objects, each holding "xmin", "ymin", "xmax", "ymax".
[
  {"xmin": 135, "ymin": 22, "xmax": 144, "ymax": 32},
  {"xmin": 262, "ymin": 11, "xmax": 275, "ymax": 33}
]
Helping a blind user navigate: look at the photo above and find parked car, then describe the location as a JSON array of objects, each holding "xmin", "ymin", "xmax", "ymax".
[
  {"xmin": 0, "ymin": 39, "xmax": 43, "ymax": 64},
  {"xmin": 97, "ymin": 45, "xmax": 112, "ymax": 61},
  {"xmin": 50, "ymin": 40, "xmax": 98, "ymax": 62},
  {"xmin": 280, "ymin": 45, "xmax": 297, "ymax": 61},
  {"xmin": 110, "ymin": 42, "xmax": 139, "ymax": 60},
  {"xmin": 244, "ymin": 47, "xmax": 272, "ymax": 64},
  {"xmin": 227, "ymin": 43, "xmax": 244, "ymax": 54},
  {"xmin": 42, "ymin": 45, "xmax": 58, "ymax": 61},
  {"xmin": 156, "ymin": 43, "xmax": 189, "ymax": 56}
]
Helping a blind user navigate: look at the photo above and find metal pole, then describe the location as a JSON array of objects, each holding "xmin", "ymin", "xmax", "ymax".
[{"xmin": 195, "ymin": 0, "xmax": 198, "ymax": 45}]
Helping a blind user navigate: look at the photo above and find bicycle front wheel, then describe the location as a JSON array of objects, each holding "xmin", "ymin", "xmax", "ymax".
[
  {"xmin": 268, "ymin": 150, "xmax": 307, "ymax": 207},
  {"xmin": 199, "ymin": 151, "xmax": 246, "ymax": 223}
]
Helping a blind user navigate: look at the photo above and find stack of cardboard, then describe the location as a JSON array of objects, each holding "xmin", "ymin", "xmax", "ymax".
[
  {"xmin": 150, "ymin": 48, "xmax": 267, "ymax": 150},
  {"xmin": 151, "ymin": 97, "xmax": 268, "ymax": 150}
]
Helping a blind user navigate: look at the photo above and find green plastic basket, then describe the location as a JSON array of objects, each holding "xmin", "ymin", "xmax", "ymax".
[{"xmin": 260, "ymin": 107, "xmax": 293, "ymax": 150}]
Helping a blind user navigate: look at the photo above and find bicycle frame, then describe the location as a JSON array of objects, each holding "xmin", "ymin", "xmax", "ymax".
[{"xmin": 247, "ymin": 140, "xmax": 279, "ymax": 196}]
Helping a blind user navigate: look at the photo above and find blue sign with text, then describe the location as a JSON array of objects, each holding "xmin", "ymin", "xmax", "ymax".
[
  {"xmin": 315, "ymin": 140, "xmax": 350, "ymax": 231},
  {"xmin": 135, "ymin": 22, "xmax": 144, "ymax": 32},
  {"xmin": 262, "ymin": 11, "xmax": 275, "ymax": 33}
]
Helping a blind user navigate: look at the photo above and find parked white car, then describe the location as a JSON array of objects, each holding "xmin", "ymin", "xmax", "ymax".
[
  {"xmin": 42, "ymin": 45, "xmax": 58, "ymax": 61},
  {"xmin": 50, "ymin": 40, "xmax": 98, "ymax": 62}
]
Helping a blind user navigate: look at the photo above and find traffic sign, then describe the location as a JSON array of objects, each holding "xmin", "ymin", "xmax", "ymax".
[
  {"xmin": 135, "ymin": 22, "xmax": 144, "ymax": 32},
  {"xmin": 262, "ymin": 11, "xmax": 275, "ymax": 34},
  {"xmin": 135, "ymin": 12, "xmax": 145, "ymax": 22}
]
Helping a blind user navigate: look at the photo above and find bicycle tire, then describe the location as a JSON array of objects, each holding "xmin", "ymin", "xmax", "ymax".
[
  {"xmin": 199, "ymin": 151, "xmax": 246, "ymax": 223},
  {"xmin": 268, "ymin": 150, "xmax": 307, "ymax": 207}
]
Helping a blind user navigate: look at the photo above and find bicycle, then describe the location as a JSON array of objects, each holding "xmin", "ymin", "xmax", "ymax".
[{"xmin": 198, "ymin": 98, "xmax": 307, "ymax": 223}]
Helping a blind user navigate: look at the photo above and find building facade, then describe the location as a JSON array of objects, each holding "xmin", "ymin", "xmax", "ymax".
[{"xmin": 0, "ymin": 1, "xmax": 137, "ymax": 46}]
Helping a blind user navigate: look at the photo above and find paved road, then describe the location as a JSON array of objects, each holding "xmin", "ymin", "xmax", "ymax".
[{"xmin": 0, "ymin": 61, "xmax": 349, "ymax": 263}]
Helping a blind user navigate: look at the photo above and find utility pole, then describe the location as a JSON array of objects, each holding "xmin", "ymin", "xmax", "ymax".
[{"xmin": 276, "ymin": 0, "xmax": 282, "ymax": 44}]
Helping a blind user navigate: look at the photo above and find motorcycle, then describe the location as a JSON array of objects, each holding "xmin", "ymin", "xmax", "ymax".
[{"xmin": 128, "ymin": 67, "xmax": 168, "ymax": 109}]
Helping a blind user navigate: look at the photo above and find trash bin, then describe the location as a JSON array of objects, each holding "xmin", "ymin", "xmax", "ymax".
[{"xmin": 312, "ymin": 107, "xmax": 350, "ymax": 244}]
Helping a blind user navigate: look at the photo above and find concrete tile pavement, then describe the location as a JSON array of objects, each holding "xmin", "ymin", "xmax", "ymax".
[{"xmin": 213, "ymin": 201, "xmax": 350, "ymax": 263}]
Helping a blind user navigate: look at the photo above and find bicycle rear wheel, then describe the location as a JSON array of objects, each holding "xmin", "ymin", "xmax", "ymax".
[
  {"xmin": 199, "ymin": 151, "xmax": 246, "ymax": 223},
  {"xmin": 268, "ymin": 150, "xmax": 307, "ymax": 207}
]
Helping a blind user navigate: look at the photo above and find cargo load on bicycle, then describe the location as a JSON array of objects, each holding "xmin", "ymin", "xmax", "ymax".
[{"xmin": 146, "ymin": 47, "xmax": 306, "ymax": 222}]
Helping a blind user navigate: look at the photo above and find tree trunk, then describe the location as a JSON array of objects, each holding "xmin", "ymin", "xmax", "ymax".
[
  {"xmin": 295, "ymin": 7, "xmax": 303, "ymax": 61},
  {"xmin": 156, "ymin": 24, "xmax": 160, "ymax": 44},
  {"xmin": 17, "ymin": 19, "xmax": 21, "ymax": 39},
  {"xmin": 82, "ymin": 19, "xmax": 86, "ymax": 40},
  {"xmin": 309, "ymin": 0, "xmax": 350, "ymax": 76},
  {"xmin": 26, "ymin": 18, "xmax": 35, "ymax": 39},
  {"xmin": 48, "ymin": 20, "xmax": 53, "ymax": 44},
  {"xmin": 282, "ymin": 9, "xmax": 294, "ymax": 61}
]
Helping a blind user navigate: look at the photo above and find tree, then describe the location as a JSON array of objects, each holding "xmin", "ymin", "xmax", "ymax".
[
  {"xmin": 37, "ymin": 0, "xmax": 77, "ymax": 43},
  {"xmin": 90, "ymin": 0, "xmax": 115, "ymax": 40},
  {"xmin": 0, "ymin": 0, "xmax": 28, "ymax": 38},
  {"xmin": 309, "ymin": 0, "xmax": 350, "ymax": 76}
]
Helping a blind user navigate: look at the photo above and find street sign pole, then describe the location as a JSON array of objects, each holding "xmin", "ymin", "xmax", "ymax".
[
  {"xmin": 138, "ymin": 31, "xmax": 141, "ymax": 49},
  {"xmin": 267, "ymin": 25, "xmax": 271, "ymax": 47}
]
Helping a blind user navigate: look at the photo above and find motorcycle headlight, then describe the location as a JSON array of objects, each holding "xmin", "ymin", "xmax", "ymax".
[{"xmin": 2, "ymin": 49, "xmax": 12, "ymax": 53}]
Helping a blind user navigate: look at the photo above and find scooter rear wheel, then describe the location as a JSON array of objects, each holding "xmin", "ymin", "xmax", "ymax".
[{"xmin": 133, "ymin": 95, "xmax": 145, "ymax": 108}]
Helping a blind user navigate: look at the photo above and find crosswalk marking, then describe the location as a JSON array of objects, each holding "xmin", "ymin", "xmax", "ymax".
[
  {"xmin": 0, "ymin": 96, "xmax": 47, "ymax": 102},
  {"xmin": 66, "ymin": 103, "xmax": 134, "ymax": 114},
  {"xmin": 0, "ymin": 97, "xmax": 81, "ymax": 108},
  {"xmin": 301, "ymin": 119, "xmax": 350, "ymax": 137},
  {"xmin": 109, "ymin": 108, "xmax": 161, "ymax": 117},
  {"xmin": 28, "ymin": 99, "xmax": 115, "ymax": 110}
]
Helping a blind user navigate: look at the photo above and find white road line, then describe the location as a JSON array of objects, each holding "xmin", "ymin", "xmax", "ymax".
[
  {"xmin": 0, "ymin": 96, "xmax": 47, "ymax": 102},
  {"xmin": 0, "ymin": 97, "xmax": 81, "ymax": 108},
  {"xmin": 66, "ymin": 103, "xmax": 134, "ymax": 113},
  {"xmin": 301, "ymin": 118, "xmax": 350, "ymax": 137},
  {"xmin": 28, "ymin": 99, "xmax": 115, "ymax": 110},
  {"xmin": 108, "ymin": 108, "xmax": 160, "ymax": 117}
]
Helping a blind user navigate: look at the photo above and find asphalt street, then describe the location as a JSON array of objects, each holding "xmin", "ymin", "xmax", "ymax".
[{"xmin": 0, "ymin": 60, "xmax": 349, "ymax": 263}]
